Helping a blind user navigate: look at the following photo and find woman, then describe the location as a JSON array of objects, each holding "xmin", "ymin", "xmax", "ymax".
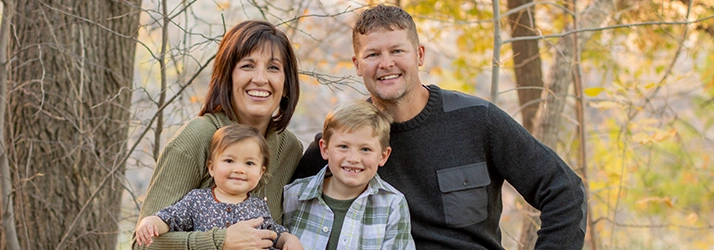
[{"xmin": 135, "ymin": 20, "xmax": 303, "ymax": 250}]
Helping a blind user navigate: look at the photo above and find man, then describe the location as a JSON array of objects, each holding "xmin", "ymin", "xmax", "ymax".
[{"xmin": 293, "ymin": 4, "xmax": 586, "ymax": 249}]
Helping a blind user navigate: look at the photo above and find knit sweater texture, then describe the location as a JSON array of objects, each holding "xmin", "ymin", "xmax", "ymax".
[
  {"xmin": 135, "ymin": 112, "xmax": 303, "ymax": 250},
  {"xmin": 294, "ymin": 85, "xmax": 586, "ymax": 249}
]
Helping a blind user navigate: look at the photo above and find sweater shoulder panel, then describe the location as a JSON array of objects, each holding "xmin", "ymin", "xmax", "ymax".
[{"xmin": 441, "ymin": 89, "xmax": 489, "ymax": 113}]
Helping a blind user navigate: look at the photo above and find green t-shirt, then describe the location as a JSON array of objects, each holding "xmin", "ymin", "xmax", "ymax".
[{"xmin": 322, "ymin": 194, "xmax": 356, "ymax": 250}]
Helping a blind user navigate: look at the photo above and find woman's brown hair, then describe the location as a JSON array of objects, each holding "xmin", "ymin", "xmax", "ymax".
[{"xmin": 200, "ymin": 20, "xmax": 300, "ymax": 132}]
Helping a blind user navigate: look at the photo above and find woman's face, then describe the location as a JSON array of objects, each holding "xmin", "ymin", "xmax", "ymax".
[{"xmin": 231, "ymin": 46, "xmax": 285, "ymax": 125}]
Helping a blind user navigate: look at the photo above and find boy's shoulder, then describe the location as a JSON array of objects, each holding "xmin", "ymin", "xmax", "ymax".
[
  {"xmin": 370, "ymin": 174, "xmax": 406, "ymax": 199},
  {"xmin": 283, "ymin": 174, "xmax": 322, "ymax": 199}
]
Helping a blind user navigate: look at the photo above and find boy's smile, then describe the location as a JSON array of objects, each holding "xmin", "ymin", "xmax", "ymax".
[{"xmin": 319, "ymin": 126, "xmax": 391, "ymax": 200}]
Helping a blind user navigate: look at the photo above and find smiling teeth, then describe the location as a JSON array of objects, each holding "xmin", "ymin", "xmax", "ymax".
[
  {"xmin": 378, "ymin": 75, "xmax": 399, "ymax": 80},
  {"xmin": 247, "ymin": 90, "xmax": 270, "ymax": 97},
  {"xmin": 342, "ymin": 167, "xmax": 363, "ymax": 173}
]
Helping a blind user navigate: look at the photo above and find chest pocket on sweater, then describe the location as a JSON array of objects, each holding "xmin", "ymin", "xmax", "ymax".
[{"xmin": 437, "ymin": 162, "xmax": 490, "ymax": 227}]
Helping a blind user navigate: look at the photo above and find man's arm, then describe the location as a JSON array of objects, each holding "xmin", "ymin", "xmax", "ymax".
[
  {"xmin": 291, "ymin": 133, "xmax": 327, "ymax": 181},
  {"xmin": 486, "ymin": 103, "xmax": 586, "ymax": 249}
]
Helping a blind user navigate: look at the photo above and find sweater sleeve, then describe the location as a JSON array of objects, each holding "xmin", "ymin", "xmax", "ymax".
[
  {"xmin": 486, "ymin": 103, "xmax": 586, "ymax": 249},
  {"xmin": 133, "ymin": 122, "xmax": 223, "ymax": 249}
]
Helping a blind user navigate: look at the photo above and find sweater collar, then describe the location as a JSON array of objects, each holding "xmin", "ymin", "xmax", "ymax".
[{"xmin": 390, "ymin": 84, "xmax": 441, "ymax": 132}]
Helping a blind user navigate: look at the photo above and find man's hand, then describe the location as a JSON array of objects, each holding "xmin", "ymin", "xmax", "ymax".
[{"xmin": 222, "ymin": 217, "xmax": 277, "ymax": 250}]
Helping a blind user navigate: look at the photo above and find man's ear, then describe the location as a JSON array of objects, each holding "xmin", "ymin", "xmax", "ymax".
[
  {"xmin": 319, "ymin": 139, "xmax": 329, "ymax": 160},
  {"xmin": 352, "ymin": 55, "xmax": 362, "ymax": 76},
  {"xmin": 378, "ymin": 146, "xmax": 392, "ymax": 167},
  {"xmin": 417, "ymin": 44, "xmax": 426, "ymax": 67}
]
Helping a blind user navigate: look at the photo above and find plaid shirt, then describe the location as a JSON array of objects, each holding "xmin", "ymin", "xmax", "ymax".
[{"xmin": 283, "ymin": 166, "xmax": 416, "ymax": 250}]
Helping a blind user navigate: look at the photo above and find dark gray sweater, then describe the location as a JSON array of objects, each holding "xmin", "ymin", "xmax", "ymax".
[{"xmin": 293, "ymin": 85, "xmax": 586, "ymax": 249}]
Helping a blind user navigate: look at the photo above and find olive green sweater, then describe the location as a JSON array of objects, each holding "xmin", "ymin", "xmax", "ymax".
[{"xmin": 134, "ymin": 112, "xmax": 303, "ymax": 249}]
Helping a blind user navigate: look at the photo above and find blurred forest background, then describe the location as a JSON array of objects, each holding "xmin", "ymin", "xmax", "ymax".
[{"xmin": 1, "ymin": 0, "xmax": 713, "ymax": 249}]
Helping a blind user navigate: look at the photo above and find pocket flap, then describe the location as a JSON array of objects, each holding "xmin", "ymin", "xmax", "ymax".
[{"xmin": 437, "ymin": 163, "xmax": 491, "ymax": 193}]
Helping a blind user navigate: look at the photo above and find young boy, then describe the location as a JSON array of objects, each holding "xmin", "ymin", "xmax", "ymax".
[
  {"xmin": 283, "ymin": 100, "xmax": 415, "ymax": 250},
  {"xmin": 135, "ymin": 124, "xmax": 302, "ymax": 250}
]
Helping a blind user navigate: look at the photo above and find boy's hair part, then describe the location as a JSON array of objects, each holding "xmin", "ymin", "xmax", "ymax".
[
  {"xmin": 208, "ymin": 123, "xmax": 271, "ymax": 192},
  {"xmin": 352, "ymin": 4, "xmax": 419, "ymax": 54},
  {"xmin": 322, "ymin": 100, "xmax": 393, "ymax": 150}
]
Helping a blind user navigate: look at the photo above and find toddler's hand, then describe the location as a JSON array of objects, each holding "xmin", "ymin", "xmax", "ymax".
[{"xmin": 135, "ymin": 216, "xmax": 162, "ymax": 246}]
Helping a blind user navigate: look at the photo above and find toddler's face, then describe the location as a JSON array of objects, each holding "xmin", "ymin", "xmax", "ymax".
[{"xmin": 209, "ymin": 138, "xmax": 265, "ymax": 202}]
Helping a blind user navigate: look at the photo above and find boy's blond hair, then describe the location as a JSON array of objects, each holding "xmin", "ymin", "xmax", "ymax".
[
  {"xmin": 208, "ymin": 124, "xmax": 270, "ymax": 192},
  {"xmin": 322, "ymin": 100, "xmax": 393, "ymax": 150},
  {"xmin": 352, "ymin": 4, "xmax": 419, "ymax": 54}
]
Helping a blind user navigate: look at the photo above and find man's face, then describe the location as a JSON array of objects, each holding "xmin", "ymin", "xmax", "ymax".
[{"xmin": 352, "ymin": 28, "xmax": 425, "ymax": 104}]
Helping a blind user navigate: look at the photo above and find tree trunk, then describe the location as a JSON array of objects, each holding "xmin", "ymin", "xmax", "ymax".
[
  {"xmin": 506, "ymin": 0, "xmax": 543, "ymax": 133},
  {"xmin": 6, "ymin": 0, "xmax": 140, "ymax": 249},
  {"xmin": 524, "ymin": 0, "xmax": 617, "ymax": 249}
]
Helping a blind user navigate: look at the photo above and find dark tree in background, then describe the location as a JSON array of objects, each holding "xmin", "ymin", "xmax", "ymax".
[{"xmin": 5, "ymin": 0, "xmax": 141, "ymax": 248}]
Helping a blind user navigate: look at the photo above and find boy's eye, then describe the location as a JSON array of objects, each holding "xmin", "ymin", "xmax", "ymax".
[
  {"xmin": 337, "ymin": 145, "xmax": 348, "ymax": 149},
  {"xmin": 393, "ymin": 49, "xmax": 404, "ymax": 53},
  {"xmin": 361, "ymin": 147, "xmax": 372, "ymax": 152},
  {"xmin": 223, "ymin": 159, "xmax": 234, "ymax": 163},
  {"xmin": 246, "ymin": 161, "xmax": 256, "ymax": 166}
]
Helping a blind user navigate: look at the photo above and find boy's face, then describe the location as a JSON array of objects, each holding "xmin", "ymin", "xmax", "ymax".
[
  {"xmin": 320, "ymin": 126, "xmax": 391, "ymax": 194},
  {"xmin": 352, "ymin": 28, "xmax": 424, "ymax": 104},
  {"xmin": 208, "ymin": 139, "xmax": 266, "ymax": 202}
]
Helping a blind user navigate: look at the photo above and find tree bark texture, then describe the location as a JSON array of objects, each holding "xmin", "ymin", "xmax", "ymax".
[{"xmin": 6, "ymin": 0, "xmax": 140, "ymax": 249}]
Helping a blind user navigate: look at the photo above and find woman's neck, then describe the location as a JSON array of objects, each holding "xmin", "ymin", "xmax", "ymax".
[{"xmin": 235, "ymin": 115, "xmax": 270, "ymax": 137}]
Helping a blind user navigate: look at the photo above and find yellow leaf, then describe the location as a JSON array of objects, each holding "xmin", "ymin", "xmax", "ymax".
[
  {"xmin": 292, "ymin": 42, "xmax": 300, "ymax": 50},
  {"xmin": 216, "ymin": 1, "xmax": 230, "ymax": 10},
  {"xmin": 644, "ymin": 82, "xmax": 655, "ymax": 89},
  {"xmin": 589, "ymin": 101, "xmax": 619, "ymax": 109},
  {"xmin": 653, "ymin": 128, "xmax": 677, "ymax": 142},
  {"xmin": 190, "ymin": 95, "xmax": 200, "ymax": 103},
  {"xmin": 584, "ymin": 87, "xmax": 605, "ymax": 97}
]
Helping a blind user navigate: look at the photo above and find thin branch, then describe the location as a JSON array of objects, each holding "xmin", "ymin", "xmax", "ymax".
[
  {"xmin": 153, "ymin": 0, "xmax": 169, "ymax": 161},
  {"xmin": 502, "ymin": 14, "xmax": 714, "ymax": 44},
  {"xmin": 491, "ymin": 0, "xmax": 502, "ymax": 103},
  {"xmin": 0, "ymin": 0, "xmax": 21, "ymax": 249}
]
